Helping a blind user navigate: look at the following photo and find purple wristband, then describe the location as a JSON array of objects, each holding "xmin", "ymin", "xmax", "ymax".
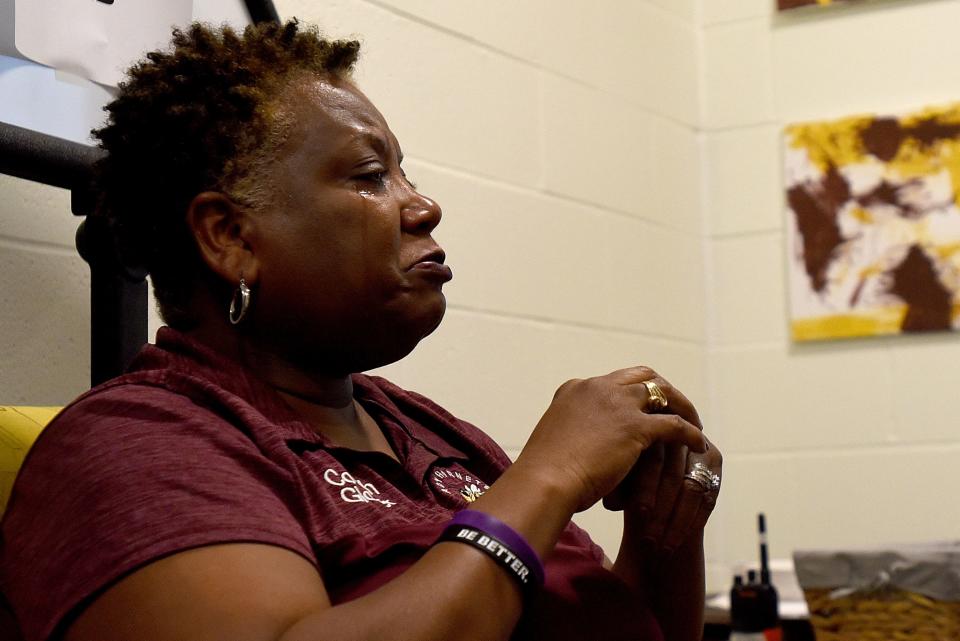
[{"xmin": 441, "ymin": 509, "xmax": 545, "ymax": 588}]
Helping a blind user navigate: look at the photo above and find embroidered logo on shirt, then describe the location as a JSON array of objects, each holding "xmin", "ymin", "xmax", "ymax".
[
  {"xmin": 432, "ymin": 468, "xmax": 489, "ymax": 503},
  {"xmin": 323, "ymin": 468, "xmax": 396, "ymax": 508}
]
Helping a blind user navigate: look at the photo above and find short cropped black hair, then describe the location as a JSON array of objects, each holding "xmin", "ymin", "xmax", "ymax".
[{"xmin": 92, "ymin": 20, "xmax": 360, "ymax": 327}]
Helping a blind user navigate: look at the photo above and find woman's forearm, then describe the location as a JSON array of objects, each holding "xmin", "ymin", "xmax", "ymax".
[
  {"xmin": 66, "ymin": 462, "xmax": 581, "ymax": 641},
  {"xmin": 280, "ymin": 461, "xmax": 578, "ymax": 641},
  {"xmin": 613, "ymin": 527, "xmax": 705, "ymax": 641}
]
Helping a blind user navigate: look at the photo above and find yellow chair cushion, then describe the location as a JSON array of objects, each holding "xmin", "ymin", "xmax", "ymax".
[{"xmin": 0, "ymin": 406, "xmax": 60, "ymax": 516}]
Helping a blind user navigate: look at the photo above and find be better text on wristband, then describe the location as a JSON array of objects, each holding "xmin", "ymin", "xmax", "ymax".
[{"xmin": 437, "ymin": 509, "xmax": 545, "ymax": 591}]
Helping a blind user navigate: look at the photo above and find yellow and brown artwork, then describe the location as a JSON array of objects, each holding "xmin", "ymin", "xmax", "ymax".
[
  {"xmin": 778, "ymin": 0, "xmax": 845, "ymax": 10},
  {"xmin": 784, "ymin": 102, "xmax": 960, "ymax": 341}
]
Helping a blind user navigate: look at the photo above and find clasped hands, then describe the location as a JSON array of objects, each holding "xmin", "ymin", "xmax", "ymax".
[
  {"xmin": 520, "ymin": 365, "xmax": 722, "ymax": 554},
  {"xmin": 604, "ymin": 369, "xmax": 722, "ymax": 557}
]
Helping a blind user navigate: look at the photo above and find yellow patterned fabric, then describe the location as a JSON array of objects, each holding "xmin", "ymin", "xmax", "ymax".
[{"xmin": 0, "ymin": 407, "xmax": 60, "ymax": 516}]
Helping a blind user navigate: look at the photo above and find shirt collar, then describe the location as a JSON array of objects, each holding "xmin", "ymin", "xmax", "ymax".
[{"xmin": 130, "ymin": 328, "xmax": 468, "ymax": 461}]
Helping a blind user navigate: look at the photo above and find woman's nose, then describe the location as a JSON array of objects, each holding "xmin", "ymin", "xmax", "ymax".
[{"xmin": 401, "ymin": 190, "xmax": 442, "ymax": 234}]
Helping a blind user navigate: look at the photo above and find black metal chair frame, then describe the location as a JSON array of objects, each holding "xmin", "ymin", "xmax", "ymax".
[{"xmin": 0, "ymin": 0, "xmax": 279, "ymax": 387}]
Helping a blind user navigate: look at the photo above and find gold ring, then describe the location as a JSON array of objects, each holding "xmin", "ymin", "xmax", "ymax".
[{"xmin": 642, "ymin": 380, "xmax": 668, "ymax": 412}]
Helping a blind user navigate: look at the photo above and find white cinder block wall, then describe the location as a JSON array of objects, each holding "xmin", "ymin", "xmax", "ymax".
[
  {"xmin": 702, "ymin": 0, "xmax": 960, "ymax": 579},
  {"xmin": 0, "ymin": 176, "xmax": 91, "ymax": 405}
]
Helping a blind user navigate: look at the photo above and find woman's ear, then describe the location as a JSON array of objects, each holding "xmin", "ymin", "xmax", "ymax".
[{"xmin": 186, "ymin": 192, "xmax": 260, "ymax": 287}]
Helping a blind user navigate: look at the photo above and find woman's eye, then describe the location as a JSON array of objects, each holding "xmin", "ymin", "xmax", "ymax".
[{"xmin": 357, "ymin": 171, "xmax": 387, "ymax": 186}]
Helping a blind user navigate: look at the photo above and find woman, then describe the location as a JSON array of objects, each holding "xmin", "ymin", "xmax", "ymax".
[{"xmin": 0, "ymin": 20, "xmax": 721, "ymax": 641}]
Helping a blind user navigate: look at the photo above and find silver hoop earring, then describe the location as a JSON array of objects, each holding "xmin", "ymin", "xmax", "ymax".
[{"xmin": 229, "ymin": 278, "xmax": 251, "ymax": 325}]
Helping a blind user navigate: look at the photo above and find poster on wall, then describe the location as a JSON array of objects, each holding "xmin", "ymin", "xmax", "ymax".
[
  {"xmin": 778, "ymin": 0, "xmax": 850, "ymax": 10},
  {"xmin": 784, "ymin": 102, "xmax": 960, "ymax": 341}
]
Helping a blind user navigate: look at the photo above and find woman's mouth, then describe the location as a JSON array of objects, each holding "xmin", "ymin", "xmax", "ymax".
[{"xmin": 410, "ymin": 249, "xmax": 453, "ymax": 282}]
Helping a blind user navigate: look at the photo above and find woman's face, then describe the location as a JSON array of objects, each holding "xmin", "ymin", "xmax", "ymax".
[{"xmin": 246, "ymin": 76, "xmax": 451, "ymax": 373}]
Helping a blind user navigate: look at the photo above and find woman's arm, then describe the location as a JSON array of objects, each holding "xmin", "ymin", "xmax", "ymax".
[
  {"xmin": 66, "ymin": 462, "xmax": 573, "ymax": 641},
  {"xmin": 66, "ymin": 368, "xmax": 708, "ymax": 641},
  {"xmin": 613, "ymin": 522, "xmax": 706, "ymax": 641}
]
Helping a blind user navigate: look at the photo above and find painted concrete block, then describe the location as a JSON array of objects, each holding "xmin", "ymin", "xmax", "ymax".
[
  {"xmin": 284, "ymin": 0, "xmax": 542, "ymax": 187},
  {"xmin": 772, "ymin": 0, "xmax": 960, "ymax": 122},
  {"xmin": 701, "ymin": 0, "xmax": 770, "ymax": 26},
  {"xmin": 0, "ymin": 244, "xmax": 90, "ymax": 404},
  {"xmin": 710, "ymin": 343, "xmax": 895, "ymax": 453},
  {"xmin": 702, "ymin": 19, "xmax": 774, "ymax": 129},
  {"xmin": 704, "ymin": 125, "xmax": 784, "ymax": 236},
  {"xmin": 710, "ymin": 233, "xmax": 788, "ymax": 346},
  {"xmin": 0, "ymin": 175, "xmax": 77, "ymax": 248}
]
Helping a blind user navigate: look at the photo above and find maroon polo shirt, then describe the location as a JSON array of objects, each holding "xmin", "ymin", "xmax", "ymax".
[{"xmin": 0, "ymin": 329, "xmax": 663, "ymax": 641}]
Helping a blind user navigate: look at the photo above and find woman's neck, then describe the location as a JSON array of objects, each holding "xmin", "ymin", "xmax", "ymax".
[
  {"xmin": 183, "ymin": 320, "xmax": 396, "ymax": 459},
  {"xmin": 185, "ymin": 315, "xmax": 355, "ymax": 405}
]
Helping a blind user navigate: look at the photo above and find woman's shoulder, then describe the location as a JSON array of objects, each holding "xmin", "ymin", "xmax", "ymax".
[
  {"xmin": 0, "ymin": 377, "xmax": 314, "ymax": 641},
  {"xmin": 29, "ymin": 372, "xmax": 241, "ymax": 457},
  {"xmin": 11, "ymin": 369, "xmax": 292, "ymax": 523}
]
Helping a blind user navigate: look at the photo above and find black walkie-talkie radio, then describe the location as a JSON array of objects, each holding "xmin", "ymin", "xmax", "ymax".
[{"xmin": 730, "ymin": 514, "xmax": 782, "ymax": 641}]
